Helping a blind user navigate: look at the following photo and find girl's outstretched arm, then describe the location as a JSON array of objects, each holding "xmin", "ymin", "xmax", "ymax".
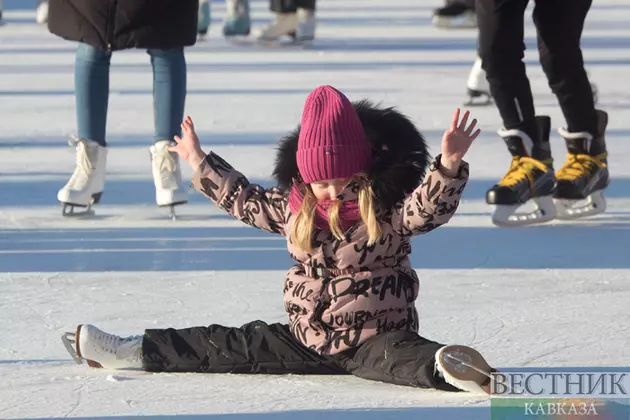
[
  {"xmin": 170, "ymin": 116, "xmax": 287, "ymax": 236},
  {"xmin": 390, "ymin": 108, "xmax": 480, "ymax": 236}
]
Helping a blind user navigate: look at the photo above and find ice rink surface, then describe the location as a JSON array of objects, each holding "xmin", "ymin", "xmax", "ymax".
[{"xmin": 1, "ymin": 0, "xmax": 629, "ymax": 418}]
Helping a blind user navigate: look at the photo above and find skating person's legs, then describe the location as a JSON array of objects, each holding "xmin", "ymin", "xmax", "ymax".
[
  {"xmin": 57, "ymin": 43, "xmax": 110, "ymax": 216},
  {"xmin": 149, "ymin": 48, "xmax": 186, "ymax": 144},
  {"xmin": 223, "ymin": 0, "xmax": 251, "ymax": 37},
  {"xmin": 533, "ymin": 0, "xmax": 609, "ymax": 218},
  {"xmin": 197, "ymin": 0, "xmax": 211, "ymax": 37},
  {"xmin": 535, "ymin": 0, "xmax": 597, "ymax": 135},
  {"xmin": 477, "ymin": 0, "xmax": 556, "ymax": 226},
  {"xmin": 142, "ymin": 321, "xmax": 346, "ymax": 374},
  {"xmin": 147, "ymin": 48, "xmax": 188, "ymax": 213},
  {"xmin": 332, "ymin": 330, "xmax": 494, "ymax": 394},
  {"xmin": 477, "ymin": 0, "xmax": 535, "ymax": 131},
  {"xmin": 76, "ymin": 43, "xmax": 111, "ymax": 147}
]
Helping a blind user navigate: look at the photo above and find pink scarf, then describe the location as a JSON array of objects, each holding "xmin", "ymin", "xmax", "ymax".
[{"xmin": 288, "ymin": 184, "xmax": 362, "ymax": 231}]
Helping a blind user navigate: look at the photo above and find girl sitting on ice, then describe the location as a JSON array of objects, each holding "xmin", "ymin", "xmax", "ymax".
[{"xmin": 62, "ymin": 85, "xmax": 494, "ymax": 394}]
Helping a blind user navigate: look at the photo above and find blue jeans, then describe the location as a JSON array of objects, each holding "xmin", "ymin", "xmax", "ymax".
[{"xmin": 74, "ymin": 43, "xmax": 187, "ymax": 146}]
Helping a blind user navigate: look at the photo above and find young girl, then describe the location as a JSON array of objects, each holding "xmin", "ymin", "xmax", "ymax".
[{"xmin": 62, "ymin": 85, "xmax": 494, "ymax": 394}]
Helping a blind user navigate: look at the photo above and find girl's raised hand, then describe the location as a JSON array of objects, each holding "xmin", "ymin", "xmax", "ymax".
[
  {"xmin": 439, "ymin": 108, "xmax": 480, "ymax": 176},
  {"xmin": 169, "ymin": 116, "xmax": 207, "ymax": 169}
]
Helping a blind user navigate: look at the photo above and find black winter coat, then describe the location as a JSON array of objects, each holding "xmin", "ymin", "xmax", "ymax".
[{"xmin": 47, "ymin": 0, "xmax": 199, "ymax": 52}]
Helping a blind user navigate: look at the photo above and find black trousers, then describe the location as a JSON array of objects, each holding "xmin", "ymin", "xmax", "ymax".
[
  {"xmin": 446, "ymin": 0, "xmax": 475, "ymax": 10},
  {"xmin": 270, "ymin": 0, "xmax": 316, "ymax": 13},
  {"xmin": 476, "ymin": 0, "xmax": 598, "ymax": 137},
  {"xmin": 142, "ymin": 320, "xmax": 457, "ymax": 391}
]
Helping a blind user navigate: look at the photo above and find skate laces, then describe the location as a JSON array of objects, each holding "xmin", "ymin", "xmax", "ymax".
[
  {"xmin": 556, "ymin": 153, "xmax": 607, "ymax": 181},
  {"xmin": 498, "ymin": 156, "xmax": 550, "ymax": 188},
  {"xmin": 152, "ymin": 145, "xmax": 178, "ymax": 189},
  {"xmin": 69, "ymin": 137, "xmax": 96, "ymax": 188},
  {"xmin": 96, "ymin": 330, "xmax": 143, "ymax": 361}
]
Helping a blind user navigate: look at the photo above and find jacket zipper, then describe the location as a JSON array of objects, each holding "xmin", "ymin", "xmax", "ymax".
[{"xmin": 105, "ymin": 0, "xmax": 117, "ymax": 52}]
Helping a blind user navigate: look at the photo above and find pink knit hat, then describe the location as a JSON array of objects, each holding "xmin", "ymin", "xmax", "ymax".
[{"xmin": 296, "ymin": 85, "xmax": 372, "ymax": 184}]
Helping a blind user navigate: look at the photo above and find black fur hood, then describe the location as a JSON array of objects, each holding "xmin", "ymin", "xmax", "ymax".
[{"xmin": 272, "ymin": 99, "xmax": 431, "ymax": 210}]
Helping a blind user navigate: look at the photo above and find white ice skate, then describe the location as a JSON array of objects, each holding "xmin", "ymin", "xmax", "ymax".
[
  {"xmin": 57, "ymin": 137, "xmax": 107, "ymax": 216},
  {"xmin": 150, "ymin": 140, "xmax": 188, "ymax": 219},
  {"xmin": 62, "ymin": 324, "xmax": 143, "ymax": 370},
  {"xmin": 465, "ymin": 56, "xmax": 492, "ymax": 106},
  {"xmin": 254, "ymin": 12, "xmax": 298, "ymax": 43},
  {"xmin": 35, "ymin": 0, "xmax": 48, "ymax": 24},
  {"xmin": 435, "ymin": 345, "xmax": 494, "ymax": 394},
  {"xmin": 295, "ymin": 8, "xmax": 316, "ymax": 44}
]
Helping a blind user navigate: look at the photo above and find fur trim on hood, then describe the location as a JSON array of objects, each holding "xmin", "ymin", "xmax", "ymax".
[{"xmin": 272, "ymin": 99, "xmax": 431, "ymax": 211}]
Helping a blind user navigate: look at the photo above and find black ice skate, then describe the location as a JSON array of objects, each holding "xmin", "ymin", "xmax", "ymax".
[
  {"xmin": 553, "ymin": 110, "xmax": 610, "ymax": 220},
  {"xmin": 486, "ymin": 116, "xmax": 557, "ymax": 227},
  {"xmin": 432, "ymin": 2, "xmax": 476, "ymax": 29}
]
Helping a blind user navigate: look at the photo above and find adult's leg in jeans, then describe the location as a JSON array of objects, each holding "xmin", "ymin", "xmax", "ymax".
[
  {"xmin": 534, "ymin": 0, "xmax": 598, "ymax": 136},
  {"xmin": 75, "ymin": 43, "xmax": 111, "ymax": 146},
  {"xmin": 142, "ymin": 320, "xmax": 347, "ymax": 374},
  {"xmin": 148, "ymin": 48, "xmax": 186, "ymax": 142},
  {"xmin": 332, "ymin": 330, "xmax": 458, "ymax": 391},
  {"xmin": 476, "ymin": 0, "xmax": 534, "ymax": 132}
]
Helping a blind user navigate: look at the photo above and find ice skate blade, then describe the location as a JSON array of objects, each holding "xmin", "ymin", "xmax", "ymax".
[
  {"xmin": 464, "ymin": 96, "xmax": 492, "ymax": 107},
  {"xmin": 464, "ymin": 91, "xmax": 492, "ymax": 107},
  {"xmin": 223, "ymin": 24, "xmax": 251, "ymax": 37},
  {"xmin": 61, "ymin": 332, "xmax": 82, "ymax": 364},
  {"xmin": 229, "ymin": 36, "xmax": 311, "ymax": 48},
  {"xmin": 491, "ymin": 196, "xmax": 557, "ymax": 227},
  {"xmin": 432, "ymin": 11, "xmax": 477, "ymax": 29},
  {"xmin": 61, "ymin": 203, "xmax": 95, "ymax": 217},
  {"xmin": 60, "ymin": 192, "xmax": 102, "ymax": 217},
  {"xmin": 554, "ymin": 190, "xmax": 606, "ymax": 220},
  {"xmin": 436, "ymin": 345, "xmax": 493, "ymax": 395},
  {"xmin": 158, "ymin": 200, "xmax": 187, "ymax": 221},
  {"xmin": 62, "ymin": 325, "xmax": 104, "ymax": 368}
]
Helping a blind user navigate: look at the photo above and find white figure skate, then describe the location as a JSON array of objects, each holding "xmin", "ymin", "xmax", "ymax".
[
  {"xmin": 150, "ymin": 140, "xmax": 188, "ymax": 219},
  {"xmin": 36, "ymin": 0, "xmax": 48, "ymax": 24},
  {"xmin": 435, "ymin": 345, "xmax": 494, "ymax": 394},
  {"xmin": 62, "ymin": 324, "xmax": 143, "ymax": 370},
  {"xmin": 464, "ymin": 56, "xmax": 492, "ymax": 106},
  {"xmin": 57, "ymin": 137, "xmax": 107, "ymax": 217}
]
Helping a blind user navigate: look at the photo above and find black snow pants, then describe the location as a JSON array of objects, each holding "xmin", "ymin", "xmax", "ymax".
[
  {"xmin": 270, "ymin": 0, "xmax": 316, "ymax": 13},
  {"xmin": 476, "ymin": 0, "xmax": 598, "ymax": 138},
  {"xmin": 142, "ymin": 320, "xmax": 457, "ymax": 391}
]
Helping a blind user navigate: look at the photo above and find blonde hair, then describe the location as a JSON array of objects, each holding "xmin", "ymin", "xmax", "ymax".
[{"xmin": 290, "ymin": 175, "xmax": 382, "ymax": 253}]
